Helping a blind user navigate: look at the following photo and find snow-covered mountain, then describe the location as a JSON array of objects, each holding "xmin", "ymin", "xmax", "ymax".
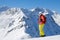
[{"xmin": 0, "ymin": 7, "xmax": 60, "ymax": 40}]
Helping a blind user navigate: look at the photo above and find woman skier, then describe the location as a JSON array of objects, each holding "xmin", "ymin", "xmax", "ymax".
[{"xmin": 38, "ymin": 14, "xmax": 46, "ymax": 37}]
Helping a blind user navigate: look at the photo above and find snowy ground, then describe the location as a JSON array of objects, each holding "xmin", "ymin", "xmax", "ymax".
[{"xmin": 24, "ymin": 35, "xmax": 60, "ymax": 40}]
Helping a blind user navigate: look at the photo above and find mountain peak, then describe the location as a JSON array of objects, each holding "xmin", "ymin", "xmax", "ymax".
[{"xmin": 0, "ymin": 6, "xmax": 9, "ymax": 12}]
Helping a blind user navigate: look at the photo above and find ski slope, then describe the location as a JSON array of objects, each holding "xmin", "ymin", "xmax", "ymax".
[
  {"xmin": 0, "ymin": 7, "xmax": 60, "ymax": 40},
  {"xmin": 24, "ymin": 35, "xmax": 60, "ymax": 40}
]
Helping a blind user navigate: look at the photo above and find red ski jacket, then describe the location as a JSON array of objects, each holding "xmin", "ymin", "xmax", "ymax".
[{"xmin": 38, "ymin": 14, "xmax": 46, "ymax": 24}]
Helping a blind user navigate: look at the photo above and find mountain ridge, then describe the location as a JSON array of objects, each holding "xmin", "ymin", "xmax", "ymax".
[{"xmin": 0, "ymin": 7, "xmax": 60, "ymax": 40}]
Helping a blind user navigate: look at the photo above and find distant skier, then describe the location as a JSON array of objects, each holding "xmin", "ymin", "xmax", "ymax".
[{"xmin": 38, "ymin": 13, "xmax": 46, "ymax": 37}]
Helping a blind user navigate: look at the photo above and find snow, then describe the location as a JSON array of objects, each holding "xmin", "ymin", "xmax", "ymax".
[
  {"xmin": 0, "ymin": 7, "xmax": 60, "ymax": 40},
  {"xmin": 24, "ymin": 35, "xmax": 60, "ymax": 40},
  {"xmin": 52, "ymin": 12, "xmax": 60, "ymax": 26},
  {"xmin": 30, "ymin": 9, "xmax": 35, "ymax": 11},
  {"xmin": 3, "ymin": 27, "xmax": 30, "ymax": 40}
]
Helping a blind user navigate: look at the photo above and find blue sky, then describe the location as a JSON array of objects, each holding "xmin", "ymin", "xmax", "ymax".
[{"xmin": 0, "ymin": 0, "xmax": 60, "ymax": 13}]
